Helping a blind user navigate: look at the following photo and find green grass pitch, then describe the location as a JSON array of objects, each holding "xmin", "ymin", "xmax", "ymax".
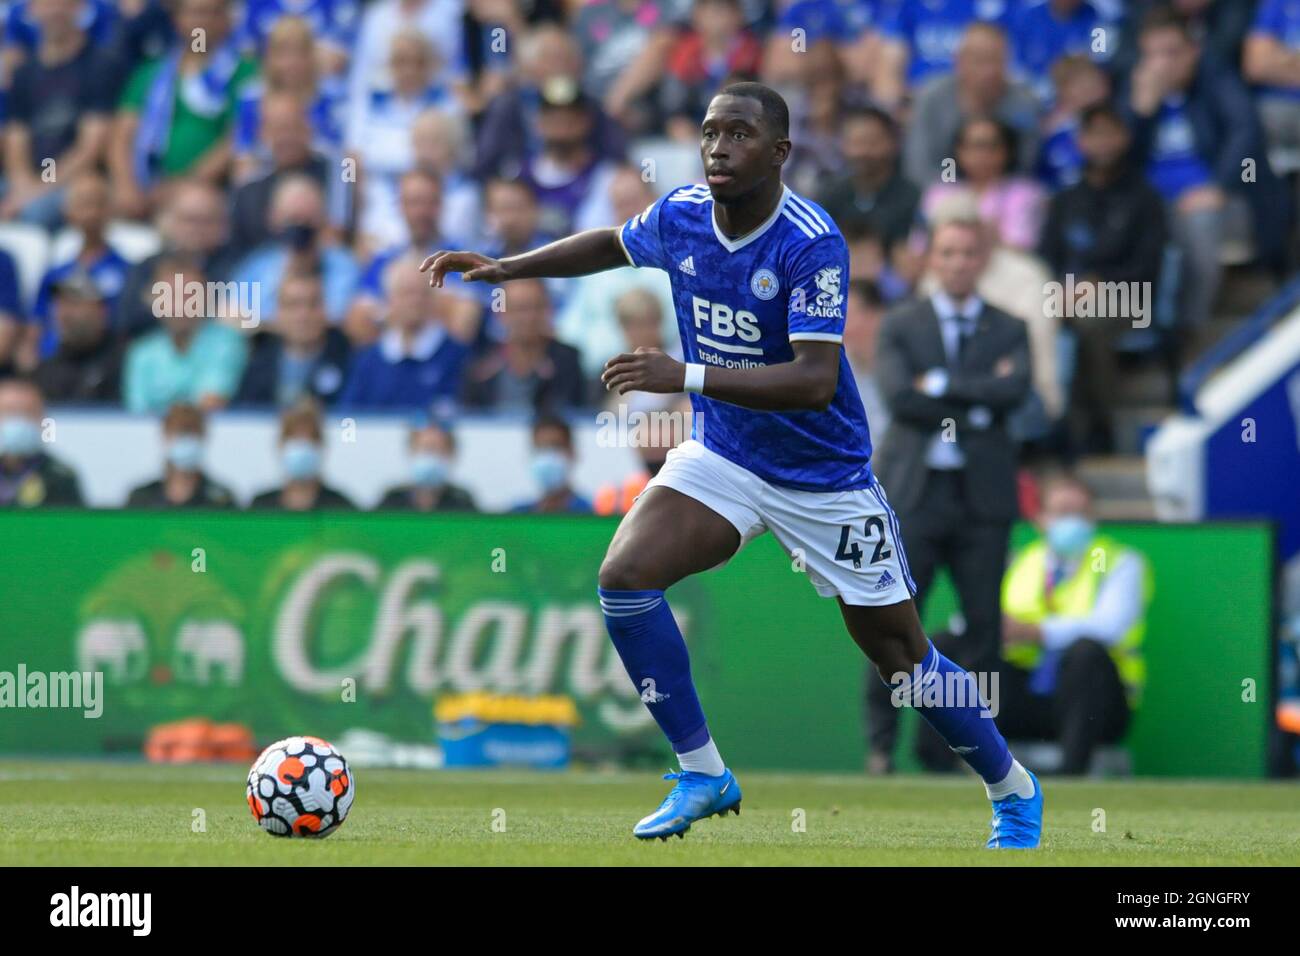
[{"xmin": 2, "ymin": 760, "xmax": 1298, "ymax": 866}]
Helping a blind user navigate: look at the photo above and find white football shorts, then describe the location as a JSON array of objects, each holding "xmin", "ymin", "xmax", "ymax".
[{"xmin": 641, "ymin": 439, "xmax": 917, "ymax": 606}]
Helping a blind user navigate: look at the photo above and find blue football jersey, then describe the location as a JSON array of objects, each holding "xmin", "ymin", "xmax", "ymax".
[{"xmin": 617, "ymin": 183, "xmax": 874, "ymax": 492}]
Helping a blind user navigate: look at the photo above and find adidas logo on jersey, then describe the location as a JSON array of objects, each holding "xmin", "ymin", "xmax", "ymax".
[
  {"xmin": 874, "ymin": 569, "xmax": 897, "ymax": 591},
  {"xmin": 678, "ymin": 255, "xmax": 696, "ymax": 276}
]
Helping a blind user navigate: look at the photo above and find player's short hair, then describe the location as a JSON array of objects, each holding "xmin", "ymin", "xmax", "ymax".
[{"xmin": 716, "ymin": 81, "xmax": 790, "ymax": 139}]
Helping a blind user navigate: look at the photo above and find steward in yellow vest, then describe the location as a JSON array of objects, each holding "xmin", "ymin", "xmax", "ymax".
[{"xmin": 997, "ymin": 475, "xmax": 1153, "ymax": 774}]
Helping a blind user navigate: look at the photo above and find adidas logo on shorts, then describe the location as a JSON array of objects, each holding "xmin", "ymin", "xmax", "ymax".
[{"xmin": 874, "ymin": 569, "xmax": 897, "ymax": 591}]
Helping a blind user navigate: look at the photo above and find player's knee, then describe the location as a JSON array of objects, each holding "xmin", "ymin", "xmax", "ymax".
[{"xmin": 597, "ymin": 555, "xmax": 658, "ymax": 593}]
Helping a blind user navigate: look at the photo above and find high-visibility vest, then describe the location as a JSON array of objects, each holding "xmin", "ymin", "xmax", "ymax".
[
  {"xmin": 1001, "ymin": 534, "xmax": 1151, "ymax": 706},
  {"xmin": 594, "ymin": 471, "xmax": 650, "ymax": 516}
]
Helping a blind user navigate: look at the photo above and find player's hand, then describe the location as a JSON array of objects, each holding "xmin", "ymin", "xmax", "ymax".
[
  {"xmin": 419, "ymin": 250, "xmax": 508, "ymax": 287},
  {"xmin": 601, "ymin": 348, "xmax": 685, "ymax": 395}
]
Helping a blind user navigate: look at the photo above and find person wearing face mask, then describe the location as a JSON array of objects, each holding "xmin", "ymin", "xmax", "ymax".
[
  {"xmin": 0, "ymin": 378, "xmax": 84, "ymax": 508},
  {"xmin": 249, "ymin": 399, "xmax": 355, "ymax": 511},
  {"xmin": 510, "ymin": 415, "xmax": 591, "ymax": 515},
  {"xmin": 231, "ymin": 174, "xmax": 360, "ymax": 328},
  {"xmin": 996, "ymin": 473, "xmax": 1151, "ymax": 775},
  {"xmin": 126, "ymin": 403, "xmax": 235, "ymax": 509},
  {"xmin": 32, "ymin": 273, "xmax": 125, "ymax": 404},
  {"xmin": 377, "ymin": 422, "xmax": 477, "ymax": 513}
]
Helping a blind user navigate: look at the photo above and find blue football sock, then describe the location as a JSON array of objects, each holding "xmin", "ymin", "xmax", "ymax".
[
  {"xmin": 598, "ymin": 587, "xmax": 711, "ymax": 754},
  {"xmin": 884, "ymin": 641, "xmax": 1013, "ymax": 784}
]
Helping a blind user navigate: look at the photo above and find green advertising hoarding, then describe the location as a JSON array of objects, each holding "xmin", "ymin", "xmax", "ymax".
[{"xmin": 0, "ymin": 512, "xmax": 1274, "ymax": 776}]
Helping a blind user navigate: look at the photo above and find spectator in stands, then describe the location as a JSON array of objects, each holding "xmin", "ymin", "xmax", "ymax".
[
  {"xmin": 3, "ymin": 0, "xmax": 117, "ymax": 64},
  {"xmin": 0, "ymin": 377, "xmax": 83, "ymax": 507},
  {"xmin": 346, "ymin": 169, "xmax": 481, "ymax": 347},
  {"xmin": 122, "ymin": 256, "xmax": 248, "ymax": 414},
  {"xmin": 659, "ymin": 0, "xmax": 762, "ymax": 141},
  {"xmin": 510, "ymin": 414, "xmax": 592, "ymax": 514},
  {"xmin": 1123, "ymin": 6, "xmax": 1292, "ymax": 323},
  {"xmin": 816, "ymin": 107, "xmax": 921, "ymax": 253},
  {"xmin": 555, "ymin": 166, "xmax": 677, "ymax": 378},
  {"xmin": 348, "ymin": 33, "xmax": 465, "ymax": 248},
  {"xmin": 843, "ymin": 278, "xmax": 890, "ymax": 442},
  {"xmin": 868, "ymin": 211, "xmax": 1032, "ymax": 773},
  {"xmin": 110, "ymin": 0, "xmax": 258, "ymax": 220},
  {"xmin": 250, "ymin": 398, "xmax": 354, "ymax": 510},
  {"xmin": 783, "ymin": 44, "xmax": 851, "ymax": 198},
  {"xmin": 903, "ymin": 22, "xmax": 1040, "ymax": 188},
  {"xmin": 998, "ymin": 472, "xmax": 1150, "ymax": 775},
  {"xmin": 31, "ymin": 171, "xmax": 131, "ymax": 359},
  {"xmin": 520, "ymin": 83, "xmax": 620, "ymax": 237},
  {"xmin": 1244, "ymin": 0, "xmax": 1300, "ymax": 172},
  {"xmin": 474, "ymin": 25, "xmax": 627, "ymax": 182},
  {"xmin": 1005, "ymin": 0, "xmax": 1109, "ymax": 105},
  {"xmin": 918, "ymin": 190, "xmax": 1061, "ymax": 433},
  {"xmin": 232, "ymin": 15, "xmax": 347, "ymax": 185},
  {"xmin": 231, "ymin": 174, "xmax": 360, "ymax": 326},
  {"xmin": 32, "ymin": 271, "xmax": 124, "ymax": 403},
  {"xmin": 116, "ymin": 179, "xmax": 235, "ymax": 341},
  {"xmin": 875, "ymin": 0, "xmax": 1013, "ymax": 109},
  {"xmin": 99, "ymin": 1, "xmax": 175, "ymax": 99},
  {"xmin": 1040, "ymin": 103, "xmax": 1167, "ymax": 454},
  {"xmin": 1111, "ymin": 0, "xmax": 1259, "ymax": 78},
  {"xmin": 1, "ymin": 0, "xmax": 114, "ymax": 230},
  {"xmin": 230, "ymin": 91, "xmax": 346, "ymax": 253},
  {"xmin": 572, "ymin": 0, "xmax": 675, "ymax": 136},
  {"xmin": 923, "ymin": 115, "xmax": 1048, "ymax": 252},
  {"xmin": 592, "ymin": 388, "xmax": 683, "ymax": 515},
  {"xmin": 377, "ymin": 421, "xmax": 478, "ymax": 512},
  {"xmin": 409, "ymin": 108, "xmax": 482, "ymax": 249},
  {"xmin": 0, "ymin": 249, "xmax": 26, "ymax": 376},
  {"xmin": 125, "ymin": 402, "xmax": 235, "ymax": 508},
  {"xmin": 765, "ymin": 0, "xmax": 883, "ymax": 90},
  {"xmin": 235, "ymin": 272, "xmax": 351, "ymax": 408},
  {"xmin": 1036, "ymin": 54, "xmax": 1111, "ymax": 191},
  {"xmin": 348, "ymin": 0, "xmax": 467, "ymax": 117},
  {"xmin": 483, "ymin": 177, "xmax": 553, "ymax": 260},
  {"xmin": 235, "ymin": 0, "xmax": 358, "ymax": 78},
  {"xmin": 338, "ymin": 256, "xmax": 471, "ymax": 412},
  {"xmin": 462, "ymin": 278, "xmax": 586, "ymax": 413}
]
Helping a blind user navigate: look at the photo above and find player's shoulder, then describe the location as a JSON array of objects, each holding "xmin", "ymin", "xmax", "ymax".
[
  {"xmin": 655, "ymin": 183, "xmax": 714, "ymax": 219},
  {"xmin": 774, "ymin": 188, "xmax": 847, "ymax": 277},
  {"xmin": 778, "ymin": 188, "xmax": 843, "ymax": 245}
]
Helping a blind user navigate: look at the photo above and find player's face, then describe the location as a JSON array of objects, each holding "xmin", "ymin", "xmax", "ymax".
[{"xmin": 700, "ymin": 95, "xmax": 787, "ymax": 202}]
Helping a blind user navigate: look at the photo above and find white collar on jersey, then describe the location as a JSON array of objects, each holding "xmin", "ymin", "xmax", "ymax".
[{"xmin": 711, "ymin": 184, "xmax": 792, "ymax": 253}]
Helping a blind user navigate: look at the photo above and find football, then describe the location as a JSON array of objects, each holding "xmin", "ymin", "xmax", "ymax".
[{"xmin": 246, "ymin": 736, "xmax": 355, "ymax": 838}]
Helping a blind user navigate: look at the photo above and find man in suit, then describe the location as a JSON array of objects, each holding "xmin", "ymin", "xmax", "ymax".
[{"xmin": 867, "ymin": 211, "xmax": 1033, "ymax": 773}]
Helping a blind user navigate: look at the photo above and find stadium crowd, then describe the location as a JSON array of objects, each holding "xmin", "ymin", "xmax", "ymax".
[{"xmin": 0, "ymin": 0, "xmax": 1298, "ymax": 515}]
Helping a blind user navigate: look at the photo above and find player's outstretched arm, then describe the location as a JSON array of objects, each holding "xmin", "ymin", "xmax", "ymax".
[
  {"xmin": 420, "ymin": 227, "xmax": 629, "ymax": 287},
  {"xmin": 601, "ymin": 341, "xmax": 841, "ymax": 413}
]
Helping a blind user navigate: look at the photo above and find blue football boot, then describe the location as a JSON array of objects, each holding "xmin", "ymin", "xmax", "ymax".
[
  {"xmin": 986, "ymin": 770, "xmax": 1043, "ymax": 849},
  {"xmin": 633, "ymin": 769, "xmax": 742, "ymax": 840}
]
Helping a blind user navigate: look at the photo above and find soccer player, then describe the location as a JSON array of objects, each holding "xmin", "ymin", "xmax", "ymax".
[{"xmin": 421, "ymin": 82, "xmax": 1043, "ymax": 849}]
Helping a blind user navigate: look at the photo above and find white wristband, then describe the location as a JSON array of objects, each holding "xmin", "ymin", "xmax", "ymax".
[{"xmin": 683, "ymin": 363, "xmax": 706, "ymax": 394}]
